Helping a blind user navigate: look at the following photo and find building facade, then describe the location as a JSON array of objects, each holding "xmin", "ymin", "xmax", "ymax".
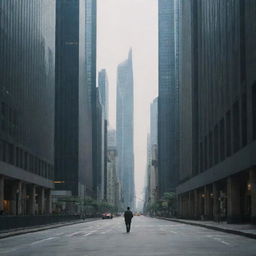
[
  {"xmin": 158, "ymin": 0, "xmax": 179, "ymax": 196},
  {"xmin": 107, "ymin": 147, "xmax": 119, "ymax": 208},
  {"xmin": 55, "ymin": 0, "xmax": 94, "ymax": 201},
  {"xmin": 94, "ymin": 87, "xmax": 105, "ymax": 201},
  {"xmin": 116, "ymin": 50, "xmax": 135, "ymax": 209},
  {"xmin": 177, "ymin": 0, "xmax": 256, "ymax": 224},
  {"xmin": 98, "ymin": 69, "xmax": 109, "ymax": 120},
  {"xmin": 145, "ymin": 99, "xmax": 158, "ymax": 213},
  {"xmin": 107, "ymin": 130, "xmax": 121, "ymax": 210},
  {"xmin": 0, "ymin": 0, "xmax": 55, "ymax": 215},
  {"xmin": 98, "ymin": 69, "xmax": 109, "ymax": 200},
  {"xmin": 85, "ymin": 0, "xmax": 98, "ymax": 200}
]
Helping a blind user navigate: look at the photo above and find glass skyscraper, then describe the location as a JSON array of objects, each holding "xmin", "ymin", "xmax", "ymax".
[
  {"xmin": 116, "ymin": 50, "xmax": 135, "ymax": 208},
  {"xmin": 0, "ymin": 0, "xmax": 55, "ymax": 215},
  {"xmin": 55, "ymin": 0, "xmax": 95, "ymax": 199},
  {"xmin": 158, "ymin": 0, "xmax": 179, "ymax": 196}
]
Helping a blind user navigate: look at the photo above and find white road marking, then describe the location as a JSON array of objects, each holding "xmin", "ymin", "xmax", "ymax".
[
  {"xmin": 55, "ymin": 232, "xmax": 65, "ymax": 236},
  {"xmin": 213, "ymin": 237, "xmax": 231, "ymax": 246},
  {"xmin": 67, "ymin": 231, "xmax": 86, "ymax": 237},
  {"xmin": 206, "ymin": 235, "xmax": 231, "ymax": 246},
  {"xmin": 83, "ymin": 230, "xmax": 98, "ymax": 237},
  {"xmin": 31, "ymin": 237, "xmax": 58, "ymax": 246}
]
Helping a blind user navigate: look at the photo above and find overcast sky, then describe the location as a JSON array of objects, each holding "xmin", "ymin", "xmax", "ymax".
[{"xmin": 97, "ymin": 0, "xmax": 158, "ymax": 207}]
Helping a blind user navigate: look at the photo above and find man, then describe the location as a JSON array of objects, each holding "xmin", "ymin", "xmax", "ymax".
[{"xmin": 124, "ymin": 207, "xmax": 133, "ymax": 233}]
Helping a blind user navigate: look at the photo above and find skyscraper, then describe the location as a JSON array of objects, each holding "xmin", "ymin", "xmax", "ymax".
[
  {"xmin": 158, "ymin": 0, "xmax": 179, "ymax": 196},
  {"xmin": 177, "ymin": 0, "xmax": 256, "ymax": 224},
  {"xmin": 55, "ymin": 0, "xmax": 94, "ymax": 200},
  {"xmin": 95, "ymin": 88, "xmax": 105, "ymax": 200},
  {"xmin": 93, "ymin": 69, "xmax": 109, "ymax": 201},
  {"xmin": 84, "ymin": 0, "xmax": 98, "ymax": 200},
  {"xmin": 98, "ymin": 69, "xmax": 109, "ymax": 120},
  {"xmin": 0, "ymin": 0, "xmax": 55, "ymax": 215},
  {"xmin": 144, "ymin": 98, "xmax": 159, "ymax": 212},
  {"xmin": 116, "ymin": 50, "xmax": 135, "ymax": 208}
]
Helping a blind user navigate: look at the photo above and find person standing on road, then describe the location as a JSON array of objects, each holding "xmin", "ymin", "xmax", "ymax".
[{"xmin": 124, "ymin": 207, "xmax": 133, "ymax": 233}]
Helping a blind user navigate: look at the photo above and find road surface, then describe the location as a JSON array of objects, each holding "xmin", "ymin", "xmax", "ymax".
[{"xmin": 0, "ymin": 216, "xmax": 255, "ymax": 256}]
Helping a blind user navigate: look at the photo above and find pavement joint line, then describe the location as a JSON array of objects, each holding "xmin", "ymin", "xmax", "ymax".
[{"xmin": 157, "ymin": 217, "xmax": 256, "ymax": 240}]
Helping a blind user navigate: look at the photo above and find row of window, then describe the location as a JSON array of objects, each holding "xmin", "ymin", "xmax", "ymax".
[
  {"xmin": 199, "ymin": 84, "xmax": 255, "ymax": 173},
  {"xmin": 0, "ymin": 140, "xmax": 54, "ymax": 180}
]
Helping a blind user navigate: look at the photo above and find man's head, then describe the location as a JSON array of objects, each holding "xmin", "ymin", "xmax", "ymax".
[{"xmin": 127, "ymin": 207, "xmax": 130, "ymax": 210}]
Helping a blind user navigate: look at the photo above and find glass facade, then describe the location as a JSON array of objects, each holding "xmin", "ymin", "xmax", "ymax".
[
  {"xmin": 0, "ymin": 0, "xmax": 55, "ymax": 180},
  {"xmin": 55, "ymin": 0, "xmax": 95, "ymax": 197},
  {"xmin": 116, "ymin": 50, "xmax": 135, "ymax": 208},
  {"xmin": 158, "ymin": 0, "xmax": 179, "ymax": 195}
]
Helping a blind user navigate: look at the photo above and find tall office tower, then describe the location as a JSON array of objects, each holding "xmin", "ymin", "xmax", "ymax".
[
  {"xmin": 0, "ymin": 0, "xmax": 55, "ymax": 215},
  {"xmin": 84, "ymin": 0, "xmax": 98, "ymax": 199},
  {"xmin": 158, "ymin": 0, "xmax": 179, "ymax": 196},
  {"xmin": 95, "ymin": 88, "xmax": 105, "ymax": 200},
  {"xmin": 98, "ymin": 69, "xmax": 109, "ymax": 200},
  {"xmin": 98, "ymin": 69, "xmax": 109, "ymax": 120},
  {"xmin": 177, "ymin": 0, "xmax": 256, "ymax": 224},
  {"xmin": 150, "ymin": 98, "xmax": 158, "ymax": 147},
  {"xmin": 144, "ymin": 98, "xmax": 159, "ymax": 211},
  {"xmin": 55, "ymin": 0, "xmax": 94, "ymax": 200},
  {"xmin": 116, "ymin": 50, "xmax": 135, "ymax": 209},
  {"xmin": 94, "ymin": 70, "xmax": 109, "ymax": 201}
]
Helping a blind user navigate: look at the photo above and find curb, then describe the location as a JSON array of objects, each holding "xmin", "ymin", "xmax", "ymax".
[
  {"xmin": 157, "ymin": 217, "xmax": 256, "ymax": 240},
  {"xmin": 0, "ymin": 218, "xmax": 98, "ymax": 239}
]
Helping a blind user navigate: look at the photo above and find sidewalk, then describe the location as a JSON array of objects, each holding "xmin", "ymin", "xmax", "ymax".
[
  {"xmin": 0, "ymin": 218, "xmax": 98, "ymax": 239},
  {"xmin": 158, "ymin": 217, "xmax": 256, "ymax": 239}
]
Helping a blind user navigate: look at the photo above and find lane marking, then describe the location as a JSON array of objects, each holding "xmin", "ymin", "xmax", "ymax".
[
  {"xmin": 213, "ymin": 237, "xmax": 230, "ymax": 246},
  {"xmin": 55, "ymin": 232, "xmax": 65, "ymax": 236},
  {"xmin": 67, "ymin": 231, "xmax": 85, "ymax": 237},
  {"xmin": 31, "ymin": 237, "xmax": 57, "ymax": 245},
  {"xmin": 83, "ymin": 230, "xmax": 98, "ymax": 237}
]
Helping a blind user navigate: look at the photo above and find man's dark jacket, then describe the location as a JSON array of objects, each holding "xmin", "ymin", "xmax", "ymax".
[{"xmin": 124, "ymin": 210, "xmax": 133, "ymax": 223}]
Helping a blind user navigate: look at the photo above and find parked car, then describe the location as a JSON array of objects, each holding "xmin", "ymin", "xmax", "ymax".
[{"xmin": 102, "ymin": 212, "xmax": 113, "ymax": 219}]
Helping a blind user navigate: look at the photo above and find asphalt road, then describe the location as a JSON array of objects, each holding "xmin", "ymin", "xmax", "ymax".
[{"xmin": 0, "ymin": 216, "xmax": 256, "ymax": 256}]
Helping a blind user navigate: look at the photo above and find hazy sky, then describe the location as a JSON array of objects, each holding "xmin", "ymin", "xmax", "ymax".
[{"xmin": 97, "ymin": 0, "xmax": 158, "ymax": 207}]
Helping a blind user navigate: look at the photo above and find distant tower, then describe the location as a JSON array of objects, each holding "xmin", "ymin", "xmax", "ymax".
[
  {"xmin": 116, "ymin": 49, "xmax": 135, "ymax": 208},
  {"xmin": 98, "ymin": 69, "xmax": 109, "ymax": 120}
]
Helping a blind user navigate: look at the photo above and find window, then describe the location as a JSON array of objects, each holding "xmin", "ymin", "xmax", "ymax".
[
  {"xmin": 16, "ymin": 147, "xmax": 20, "ymax": 167},
  {"xmin": 252, "ymin": 83, "xmax": 256, "ymax": 140},
  {"xmin": 241, "ymin": 93, "xmax": 247, "ymax": 147},
  {"xmin": 209, "ymin": 131, "xmax": 213, "ymax": 167},
  {"xmin": 7, "ymin": 143, "xmax": 14, "ymax": 164},
  {"xmin": 214, "ymin": 125, "xmax": 219, "ymax": 165},
  {"xmin": 0, "ymin": 140, "xmax": 3, "ymax": 161},
  {"xmin": 2, "ymin": 141, "xmax": 7, "ymax": 162},
  {"xmin": 200, "ymin": 142, "xmax": 203, "ymax": 172},
  {"xmin": 204, "ymin": 136, "xmax": 208, "ymax": 170},
  {"xmin": 220, "ymin": 119, "xmax": 225, "ymax": 161},
  {"xmin": 24, "ymin": 152, "xmax": 28, "ymax": 170},
  {"xmin": 226, "ymin": 111, "xmax": 231, "ymax": 157},
  {"xmin": 233, "ymin": 101, "xmax": 240, "ymax": 153},
  {"xmin": 29, "ymin": 155, "xmax": 34, "ymax": 173}
]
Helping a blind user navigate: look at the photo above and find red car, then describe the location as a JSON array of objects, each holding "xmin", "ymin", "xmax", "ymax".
[{"xmin": 102, "ymin": 212, "xmax": 113, "ymax": 219}]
